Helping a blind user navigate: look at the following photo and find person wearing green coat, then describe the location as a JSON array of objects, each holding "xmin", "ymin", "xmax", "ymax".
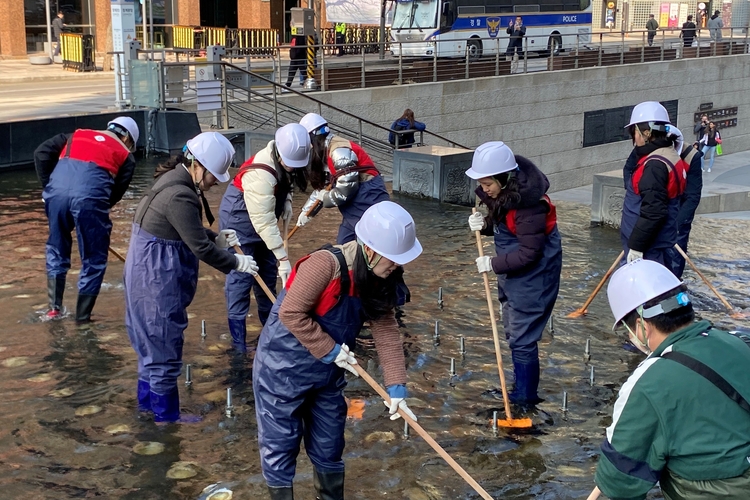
[
  {"xmin": 646, "ymin": 14, "xmax": 659, "ymax": 46},
  {"xmin": 595, "ymin": 259, "xmax": 750, "ymax": 499}
]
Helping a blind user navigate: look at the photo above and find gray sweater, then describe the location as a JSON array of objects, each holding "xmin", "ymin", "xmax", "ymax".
[{"xmin": 133, "ymin": 165, "xmax": 236, "ymax": 274}]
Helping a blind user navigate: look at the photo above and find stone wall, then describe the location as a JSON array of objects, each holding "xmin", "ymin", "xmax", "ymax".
[{"xmin": 279, "ymin": 54, "xmax": 750, "ymax": 192}]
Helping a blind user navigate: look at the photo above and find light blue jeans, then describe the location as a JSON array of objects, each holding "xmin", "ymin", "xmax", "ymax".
[{"xmin": 701, "ymin": 145, "xmax": 717, "ymax": 170}]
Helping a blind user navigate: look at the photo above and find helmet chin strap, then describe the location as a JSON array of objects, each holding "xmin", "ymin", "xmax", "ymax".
[{"xmin": 358, "ymin": 239, "xmax": 382, "ymax": 270}]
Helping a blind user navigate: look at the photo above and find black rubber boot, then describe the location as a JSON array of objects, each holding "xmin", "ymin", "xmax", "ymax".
[
  {"xmin": 314, "ymin": 469, "xmax": 345, "ymax": 500},
  {"xmin": 267, "ymin": 486, "xmax": 294, "ymax": 500},
  {"xmin": 75, "ymin": 294, "xmax": 98, "ymax": 322},
  {"xmin": 45, "ymin": 276, "xmax": 66, "ymax": 319}
]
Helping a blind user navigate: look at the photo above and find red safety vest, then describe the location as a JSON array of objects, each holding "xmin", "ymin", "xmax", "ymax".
[
  {"xmin": 59, "ymin": 129, "xmax": 131, "ymax": 176},
  {"xmin": 286, "ymin": 252, "xmax": 358, "ymax": 315},
  {"xmin": 632, "ymin": 148, "xmax": 689, "ymax": 198},
  {"xmin": 505, "ymin": 195, "xmax": 558, "ymax": 236},
  {"xmin": 232, "ymin": 155, "xmax": 280, "ymax": 191}
]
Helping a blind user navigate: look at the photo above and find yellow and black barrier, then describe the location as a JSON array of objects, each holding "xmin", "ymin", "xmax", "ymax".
[
  {"xmin": 60, "ymin": 33, "xmax": 96, "ymax": 72},
  {"xmin": 306, "ymin": 35, "xmax": 315, "ymax": 82},
  {"xmin": 173, "ymin": 25, "xmax": 203, "ymax": 50}
]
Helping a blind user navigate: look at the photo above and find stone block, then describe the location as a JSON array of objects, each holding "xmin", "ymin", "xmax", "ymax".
[
  {"xmin": 591, "ymin": 170, "xmax": 625, "ymax": 227},
  {"xmin": 393, "ymin": 146, "xmax": 475, "ymax": 206}
]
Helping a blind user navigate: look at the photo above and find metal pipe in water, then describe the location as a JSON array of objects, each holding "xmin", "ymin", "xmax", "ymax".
[
  {"xmin": 459, "ymin": 336, "xmax": 466, "ymax": 355},
  {"xmin": 225, "ymin": 388, "xmax": 235, "ymax": 417},
  {"xmin": 201, "ymin": 320, "xmax": 207, "ymax": 339},
  {"xmin": 185, "ymin": 364, "xmax": 192, "ymax": 387}
]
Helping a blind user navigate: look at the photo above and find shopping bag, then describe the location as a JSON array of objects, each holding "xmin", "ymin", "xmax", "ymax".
[{"xmin": 716, "ymin": 144, "xmax": 723, "ymax": 156}]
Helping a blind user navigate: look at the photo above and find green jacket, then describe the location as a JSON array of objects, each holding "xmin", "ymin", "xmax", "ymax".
[
  {"xmin": 595, "ymin": 320, "xmax": 750, "ymax": 500},
  {"xmin": 646, "ymin": 19, "xmax": 659, "ymax": 32}
]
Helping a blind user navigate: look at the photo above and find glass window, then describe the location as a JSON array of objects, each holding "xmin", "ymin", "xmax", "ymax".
[{"xmin": 392, "ymin": 0, "xmax": 439, "ymax": 30}]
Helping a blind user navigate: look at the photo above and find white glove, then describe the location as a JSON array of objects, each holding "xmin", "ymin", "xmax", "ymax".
[
  {"xmin": 476, "ymin": 255, "xmax": 493, "ymax": 274},
  {"xmin": 234, "ymin": 254, "xmax": 259, "ymax": 275},
  {"xmin": 666, "ymin": 125, "xmax": 684, "ymax": 153},
  {"xmin": 627, "ymin": 249, "xmax": 643, "ymax": 263},
  {"xmin": 333, "ymin": 343, "xmax": 358, "ymax": 377},
  {"xmin": 281, "ymin": 199, "xmax": 293, "ymax": 225},
  {"xmin": 383, "ymin": 398, "xmax": 418, "ymax": 422},
  {"xmin": 468, "ymin": 212, "xmax": 485, "ymax": 232},
  {"xmin": 278, "ymin": 259, "xmax": 292, "ymax": 288},
  {"xmin": 216, "ymin": 229, "xmax": 240, "ymax": 249},
  {"xmin": 296, "ymin": 212, "xmax": 310, "ymax": 227},
  {"xmin": 315, "ymin": 189, "xmax": 327, "ymax": 202}
]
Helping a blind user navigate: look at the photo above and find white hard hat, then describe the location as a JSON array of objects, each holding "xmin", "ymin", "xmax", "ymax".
[
  {"xmin": 607, "ymin": 259, "xmax": 683, "ymax": 330},
  {"xmin": 355, "ymin": 201, "xmax": 423, "ymax": 266},
  {"xmin": 275, "ymin": 123, "xmax": 311, "ymax": 168},
  {"xmin": 186, "ymin": 132, "xmax": 235, "ymax": 183},
  {"xmin": 625, "ymin": 101, "xmax": 671, "ymax": 128},
  {"xmin": 465, "ymin": 141, "xmax": 518, "ymax": 180},
  {"xmin": 300, "ymin": 113, "xmax": 329, "ymax": 135},
  {"xmin": 107, "ymin": 116, "xmax": 140, "ymax": 150}
]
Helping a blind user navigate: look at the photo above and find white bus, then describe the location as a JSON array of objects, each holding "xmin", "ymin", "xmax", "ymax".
[{"xmin": 391, "ymin": 0, "xmax": 592, "ymax": 58}]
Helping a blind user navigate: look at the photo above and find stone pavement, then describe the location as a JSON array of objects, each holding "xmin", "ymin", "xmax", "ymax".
[
  {"xmin": 551, "ymin": 149, "xmax": 750, "ymax": 221},
  {"xmin": 0, "ymin": 57, "xmax": 114, "ymax": 84}
]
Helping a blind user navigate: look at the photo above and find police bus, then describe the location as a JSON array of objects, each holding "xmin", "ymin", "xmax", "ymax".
[{"xmin": 390, "ymin": 0, "xmax": 592, "ymax": 58}]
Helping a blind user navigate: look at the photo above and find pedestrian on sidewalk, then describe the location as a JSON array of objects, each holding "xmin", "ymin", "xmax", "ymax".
[
  {"xmin": 52, "ymin": 11, "xmax": 66, "ymax": 57},
  {"xmin": 646, "ymin": 14, "xmax": 659, "ymax": 46},
  {"xmin": 34, "ymin": 116, "xmax": 139, "ymax": 322},
  {"xmin": 699, "ymin": 121, "xmax": 721, "ymax": 172},
  {"xmin": 285, "ymin": 28, "xmax": 307, "ymax": 88},
  {"xmin": 693, "ymin": 113, "xmax": 708, "ymax": 142},
  {"xmin": 596, "ymin": 259, "xmax": 750, "ymax": 500},
  {"xmin": 680, "ymin": 15, "xmax": 697, "ymax": 47},
  {"xmin": 708, "ymin": 10, "xmax": 723, "ymax": 42},
  {"xmin": 506, "ymin": 16, "xmax": 526, "ymax": 72}
]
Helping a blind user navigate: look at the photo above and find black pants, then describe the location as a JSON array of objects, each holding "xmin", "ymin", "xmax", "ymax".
[
  {"xmin": 335, "ymin": 34, "xmax": 345, "ymax": 56},
  {"xmin": 285, "ymin": 59, "xmax": 305, "ymax": 86},
  {"xmin": 648, "ymin": 32, "xmax": 656, "ymax": 46},
  {"xmin": 683, "ymin": 37, "xmax": 694, "ymax": 47},
  {"xmin": 506, "ymin": 40, "xmax": 523, "ymax": 57}
]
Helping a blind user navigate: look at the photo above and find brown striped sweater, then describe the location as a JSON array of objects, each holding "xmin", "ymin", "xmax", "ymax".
[{"xmin": 278, "ymin": 241, "xmax": 408, "ymax": 388}]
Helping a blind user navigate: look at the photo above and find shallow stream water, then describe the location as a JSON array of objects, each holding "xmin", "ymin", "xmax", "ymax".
[{"xmin": 0, "ymin": 160, "xmax": 747, "ymax": 499}]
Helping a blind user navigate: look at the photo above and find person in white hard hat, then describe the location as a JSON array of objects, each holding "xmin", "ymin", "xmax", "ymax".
[
  {"xmin": 466, "ymin": 141, "xmax": 562, "ymax": 406},
  {"xmin": 595, "ymin": 259, "xmax": 750, "ymax": 499},
  {"xmin": 218, "ymin": 123, "xmax": 311, "ymax": 352},
  {"xmin": 34, "ymin": 115, "xmax": 140, "ymax": 322},
  {"xmin": 620, "ymin": 101, "xmax": 689, "ymax": 273},
  {"xmin": 253, "ymin": 200, "xmax": 422, "ymax": 500},
  {"xmin": 123, "ymin": 131, "xmax": 260, "ymax": 423}
]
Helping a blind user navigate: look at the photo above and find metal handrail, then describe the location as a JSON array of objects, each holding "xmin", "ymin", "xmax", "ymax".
[{"xmin": 210, "ymin": 60, "xmax": 469, "ymax": 150}]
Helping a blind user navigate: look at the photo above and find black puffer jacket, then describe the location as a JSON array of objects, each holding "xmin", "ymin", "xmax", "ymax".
[{"xmin": 476, "ymin": 155, "xmax": 553, "ymax": 274}]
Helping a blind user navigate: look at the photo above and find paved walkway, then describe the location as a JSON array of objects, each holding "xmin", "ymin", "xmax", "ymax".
[{"xmin": 551, "ymin": 150, "xmax": 750, "ymax": 221}]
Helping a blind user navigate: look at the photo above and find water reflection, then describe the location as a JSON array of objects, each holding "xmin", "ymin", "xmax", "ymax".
[{"xmin": 0, "ymin": 159, "xmax": 747, "ymax": 499}]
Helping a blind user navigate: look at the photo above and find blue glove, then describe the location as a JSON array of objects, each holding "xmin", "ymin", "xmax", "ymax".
[{"xmin": 384, "ymin": 384, "xmax": 417, "ymax": 421}]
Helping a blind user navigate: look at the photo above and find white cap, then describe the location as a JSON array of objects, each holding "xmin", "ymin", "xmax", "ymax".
[
  {"xmin": 355, "ymin": 201, "xmax": 422, "ymax": 266},
  {"xmin": 607, "ymin": 259, "xmax": 682, "ymax": 330},
  {"xmin": 299, "ymin": 113, "xmax": 329, "ymax": 135},
  {"xmin": 275, "ymin": 123, "xmax": 311, "ymax": 168},
  {"xmin": 465, "ymin": 141, "xmax": 518, "ymax": 180},
  {"xmin": 107, "ymin": 116, "xmax": 140, "ymax": 150},
  {"xmin": 625, "ymin": 101, "xmax": 671, "ymax": 129},
  {"xmin": 186, "ymin": 132, "xmax": 235, "ymax": 182}
]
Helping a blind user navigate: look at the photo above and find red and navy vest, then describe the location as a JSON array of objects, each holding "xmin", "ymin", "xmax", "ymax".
[
  {"xmin": 505, "ymin": 195, "xmax": 558, "ymax": 236},
  {"xmin": 632, "ymin": 147, "xmax": 689, "ymax": 199},
  {"xmin": 232, "ymin": 156, "xmax": 290, "ymax": 218},
  {"xmin": 59, "ymin": 129, "xmax": 131, "ymax": 176}
]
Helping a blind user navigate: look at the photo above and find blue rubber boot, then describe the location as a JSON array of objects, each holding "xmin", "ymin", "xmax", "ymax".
[
  {"xmin": 228, "ymin": 318, "xmax": 247, "ymax": 353},
  {"xmin": 509, "ymin": 359, "xmax": 542, "ymax": 406},
  {"xmin": 137, "ymin": 379, "xmax": 151, "ymax": 412},
  {"xmin": 150, "ymin": 387, "xmax": 180, "ymax": 423}
]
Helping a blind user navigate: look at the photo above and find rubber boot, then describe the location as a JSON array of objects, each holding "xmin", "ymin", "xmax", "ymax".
[
  {"xmin": 75, "ymin": 294, "xmax": 98, "ymax": 323},
  {"xmin": 314, "ymin": 469, "xmax": 345, "ymax": 500},
  {"xmin": 137, "ymin": 379, "xmax": 151, "ymax": 412},
  {"xmin": 150, "ymin": 387, "xmax": 180, "ymax": 423},
  {"xmin": 267, "ymin": 486, "xmax": 294, "ymax": 500},
  {"xmin": 45, "ymin": 275, "xmax": 66, "ymax": 320},
  {"xmin": 228, "ymin": 318, "xmax": 247, "ymax": 353},
  {"xmin": 508, "ymin": 359, "xmax": 542, "ymax": 406}
]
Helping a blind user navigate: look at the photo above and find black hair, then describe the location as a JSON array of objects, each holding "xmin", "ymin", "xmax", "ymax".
[
  {"xmin": 628, "ymin": 123, "xmax": 670, "ymax": 144},
  {"xmin": 154, "ymin": 153, "xmax": 187, "ymax": 178},
  {"xmin": 308, "ymin": 135, "xmax": 329, "ymax": 190},
  {"xmin": 622, "ymin": 284, "xmax": 695, "ymax": 333},
  {"xmin": 481, "ymin": 171, "xmax": 521, "ymax": 222},
  {"xmin": 351, "ymin": 245, "xmax": 402, "ymax": 321}
]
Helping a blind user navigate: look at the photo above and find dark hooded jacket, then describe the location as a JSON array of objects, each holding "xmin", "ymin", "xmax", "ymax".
[{"xmin": 476, "ymin": 155, "xmax": 552, "ymax": 275}]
